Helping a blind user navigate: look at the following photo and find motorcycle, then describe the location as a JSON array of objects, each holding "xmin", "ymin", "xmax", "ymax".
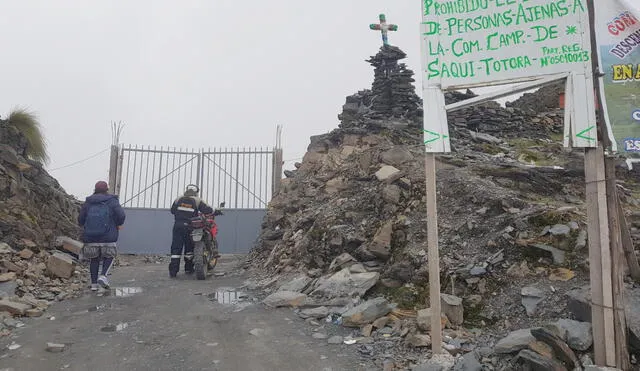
[{"xmin": 188, "ymin": 201, "xmax": 224, "ymax": 280}]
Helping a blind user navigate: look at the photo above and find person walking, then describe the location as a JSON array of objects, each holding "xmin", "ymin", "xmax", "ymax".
[{"xmin": 78, "ymin": 181, "xmax": 126, "ymax": 291}]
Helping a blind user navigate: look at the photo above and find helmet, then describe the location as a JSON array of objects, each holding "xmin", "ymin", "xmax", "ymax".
[{"xmin": 184, "ymin": 184, "xmax": 199, "ymax": 197}]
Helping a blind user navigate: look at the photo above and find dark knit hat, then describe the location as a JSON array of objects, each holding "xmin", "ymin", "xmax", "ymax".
[{"xmin": 94, "ymin": 181, "xmax": 109, "ymax": 193}]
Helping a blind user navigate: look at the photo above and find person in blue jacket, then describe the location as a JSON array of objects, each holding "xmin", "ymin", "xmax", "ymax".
[{"xmin": 78, "ymin": 181, "xmax": 126, "ymax": 291}]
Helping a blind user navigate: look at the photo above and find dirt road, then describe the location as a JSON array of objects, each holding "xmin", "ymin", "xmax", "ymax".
[{"xmin": 0, "ymin": 256, "xmax": 375, "ymax": 371}]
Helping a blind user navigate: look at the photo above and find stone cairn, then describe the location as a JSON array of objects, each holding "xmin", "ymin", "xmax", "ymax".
[{"xmin": 338, "ymin": 45, "xmax": 423, "ymax": 129}]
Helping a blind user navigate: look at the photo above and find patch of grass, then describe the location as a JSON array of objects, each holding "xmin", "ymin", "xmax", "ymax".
[
  {"xmin": 475, "ymin": 143, "xmax": 503, "ymax": 155},
  {"xmin": 307, "ymin": 226, "xmax": 327, "ymax": 241},
  {"xmin": 463, "ymin": 301, "xmax": 486, "ymax": 327},
  {"xmin": 508, "ymin": 138, "xmax": 560, "ymax": 166},
  {"xmin": 528, "ymin": 210, "xmax": 574, "ymax": 228},
  {"xmin": 508, "ymin": 138, "xmax": 540, "ymax": 150},
  {"xmin": 376, "ymin": 283, "xmax": 430, "ymax": 310},
  {"xmin": 7, "ymin": 108, "xmax": 49, "ymax": 164},
  {"xmin": 549, "ymin": 132, "xmax": 564, "ymax": 142},
  {"xmin": 518, "ymin": 149, "xmax": 541, "ymax": 163}
]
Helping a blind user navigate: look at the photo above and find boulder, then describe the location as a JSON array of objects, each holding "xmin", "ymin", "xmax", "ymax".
[
  {"xmin": 412, "ymin": 353, "xmax": 456, "ymax": 371},
  {"xmin": 441, "ymin": 294, "xmax": 464, "ymax": 326},
  {"xmin": 521, "ymin": 286, "xmax": 545, "ymax": 316},
  {"xmin": 0, "ymin": 299, "xmax": 32, "ymax": 316},
  {"xmin": 554, "ymin": 319, "xmax": 593, "ymax": 351},
  {"xmin": 0, "ymin": 243, "xmax": 13, "ymax": 254},
  {"xmin": 375, "ymin": 165, "xmax": 402, "ymax": 182},
  {"xmin": 325, "ymin": 177, "xmax": 348, "ymax": 194},
  {"xmin": 263, "ymin": 291, "xmax": 307, "ymax": 308},
  {"xmin": 381, "ymin": 147, "xmax": 413, "ymax": 166},
  {"xmin": 310, "ymin": 268, "xmax": 379, "ymax": 299},
  {"xmin": 531, "ymin": 327, "xmax": 579, "ymax": 369},
  {"xmin": 328, "ymin": 253, "xmax": 357, "ymax": 273},
  {"xmin": 406, "ymin": 333, "xmax": 432, "ymax": 347},
  {"xmin": 529, "ymin": 243, "xmax": 566, "ymax": 265},
  {"xmin": 567, "ymin": 286, "xmax": 640, "ymax": 351},
  {"xmin": 548, "ymin": 224, "xmax": 571, "ymax": 236},
  {"xmin": 372, "ymin": 316, "xmax": 390, "ymax": 329},
  {"xmin": 18, "ymin": 249, "xmax": 34, "ymax": 259},
  {"xmin": 0, "ymin": 272, "xmax": 16, "ymax": 282},
  {"xmin": 0, "ymin": 281, "xmax": 18, "ymax": 299},
  {"xmin": 367, "ymin": 222, "xmax": 393, "ymax": 260},
  {"xmin": 382, "ymin": 185, "xmax": 401, "ymax": 204},
  {"xmin": 494, "ymin": 329, "xmax": 535, "ymax": 354},
  {"xmin": 46, "ymin": 252, "xmax": 75, "ymax": 279},
  {"xmin": 417, "ymin": 308, "xmax": 448, "ymax": 331},
  {"xmin": 342, "ymin": 297, "xmax": 394, "ymax": 327},
  {"xmin": 452, "ymin": 352, "xmax": 482, "ymax": 371},
  {"xmin": 278, "ymin": 275, "xmax": 312, "ymax": 293},
  {"xmin": 299, "ymin": 306, "xmax": 330, "ymax": 319},
  {"xmin": 55, "ymin": 236, "xmax": 83, "ymax": 255}
]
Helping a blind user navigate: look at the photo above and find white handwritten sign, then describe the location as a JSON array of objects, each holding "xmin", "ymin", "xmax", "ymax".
[
  {"xmin": 420, "ymin": 0, "xmax": 598, "ymax": 153},
  {"xmin": 421, "ymin": 0, "xmax": 592, "ymax": 88}
]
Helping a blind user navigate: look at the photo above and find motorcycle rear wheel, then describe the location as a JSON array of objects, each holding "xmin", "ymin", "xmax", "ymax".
[{"xmin": 194, "ymin": 241, "xmax": 207, "ymax": 280}]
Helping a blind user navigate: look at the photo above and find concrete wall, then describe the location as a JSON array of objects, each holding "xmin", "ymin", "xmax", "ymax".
[{"xmin": 117, "ymin": 208, "xmax": 265, "ymax": 255}]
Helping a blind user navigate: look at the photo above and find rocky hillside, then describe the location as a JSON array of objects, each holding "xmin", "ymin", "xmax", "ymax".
[
  {"xmin": 247, "ymin": 45, "xmax": 640, "ymax": 370},
  {"xmin": 0, "ymin": 118, "xmax": 86, "ymax": 330},
  {"xmin": 0, "ymin": 120, "xmax": 80, "ymax": 246}
]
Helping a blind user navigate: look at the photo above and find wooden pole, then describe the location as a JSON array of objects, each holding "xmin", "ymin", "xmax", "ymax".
[
  {"xmin": 584, "ymin": 145, "xmax": 610, "ymax": 365},
  {"xmin": 618, "ymin": 197, "xmax": 640, "ymax": 282},
  {"xmin": 605, "ymin": 157, "xmax": 631, "ymax": 370},
  {"xmin": 425, "ymin": 153, "xmax": 442, "ymax": 353},
  {"xmin": 585, "ymin": 0, "xmax": 626, "ymax": 366}
]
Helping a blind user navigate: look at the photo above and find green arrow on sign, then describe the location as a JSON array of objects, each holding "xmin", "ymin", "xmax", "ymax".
[
  {"xmin": 576, "ymin": 126, "xmax": 596, "ymax": 142},
  {"xmin": 423, "ymin": 129, "xmax": 449, "ymax": 144}
]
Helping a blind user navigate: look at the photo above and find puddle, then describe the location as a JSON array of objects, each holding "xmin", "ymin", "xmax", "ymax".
[
  {"xmin": 101, "ymin": 322, "xmax": 129, "ymax": 332},
  {"xmin": 207, "ymin": 288, "xmax": 247, "ymax": 305},
  {"xmin": 109, "ymin": 287, "xmax": 143, "ymax": 297},
  {"xmin": 73, "ymin": 304, "xmax": 109, "ymax": 315}
]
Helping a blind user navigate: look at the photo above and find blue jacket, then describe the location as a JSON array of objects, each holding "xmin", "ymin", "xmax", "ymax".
[{"xmin": 78, "ymin": 193, "xmax": 126, "ymax": 243}]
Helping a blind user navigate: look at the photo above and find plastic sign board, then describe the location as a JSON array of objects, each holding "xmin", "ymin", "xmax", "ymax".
[
  {"xmin": 595, "ymin": 0, "xmax": 640, "ymax": 154},
  {"xmin": 420, "ymin": 0, "xmax": 598, "ymax": 153}
]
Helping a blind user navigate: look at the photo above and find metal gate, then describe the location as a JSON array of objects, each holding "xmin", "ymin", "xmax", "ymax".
[
  {"xmin": 108, "ymin": 131, "xmax": 283, "ymax": 255},
  {"xmin": 116, "ymin": 147, "xmax": 277, "ymax": 209}
]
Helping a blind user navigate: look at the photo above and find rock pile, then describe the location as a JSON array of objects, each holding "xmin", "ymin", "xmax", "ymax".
[
  {"xmin": 248, "ymin": 43, "xmax": 640, "ymax": 369},
  {"xmin": 249, "ymin": 44, "xmax": 590, "ymax": 286},
  {"xmin": 338, "ymin": 45, "xmax": 422, "ymax": 128},
  {"xmin": 0, "ymin": 119, "xmax": 86, "ymax": 334},
  {"xmin": 0, "ymin": 120, "xmax": 80, "ymax": 247},
  {"xmin": 505, "ymin": 81, "xmax": 564, "ymax": 114}
]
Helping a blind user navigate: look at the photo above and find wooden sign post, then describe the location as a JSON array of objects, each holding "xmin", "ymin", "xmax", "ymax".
[
  {"xmin": 425, "ymin": 153, "xmax": 442, "ymax": 353},
  {"xmin": 586, "ymin": 0, "xmax": 629, "ymax": 367}
]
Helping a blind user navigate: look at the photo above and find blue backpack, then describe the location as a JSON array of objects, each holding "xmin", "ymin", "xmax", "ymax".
[{"xmin": 84, "ymin": 202, "xmax": 112, "ymax": 237}]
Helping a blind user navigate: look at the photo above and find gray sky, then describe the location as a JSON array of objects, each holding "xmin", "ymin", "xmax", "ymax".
[
  {"xmin": 1, "ymin": 1, "xmax": 639, "ymax": 199},
  {"xmin": 0, "ymin": 0, "xmax": 425, "ymax": 199}
]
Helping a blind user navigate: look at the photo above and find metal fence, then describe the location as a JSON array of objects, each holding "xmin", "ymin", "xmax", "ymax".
[
  {"xmin": 117, "ymin": 208, "xmax": 265, "ymax": 255},
  {"xmin": 113, "ymin": 146, "xmax": 281, "ymax": 209}
]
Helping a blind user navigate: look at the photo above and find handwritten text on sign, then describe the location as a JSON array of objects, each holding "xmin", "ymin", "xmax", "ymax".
[{"xmin": 421, "ymin": 0, "xmax": 592, "ymax": 88}]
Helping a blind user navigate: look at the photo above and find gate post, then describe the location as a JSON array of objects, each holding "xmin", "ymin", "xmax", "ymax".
[
  {"xmin": 196, "ymin": 151, "xmax": 202, "ymax": 191},
  {"xmin": 115, "ymin": 146, "xmax": 124, "ymax": 195},
  {"xmin": 108, "ymin": 144, "xmax": 119, "ymax": 194},
  {"xmin": 272, "ymin": 147, "xmax": 283, "ymax": 198},
  {"xmin": 271, "ymin": 125, "xmax": 284, "ymax": 198}
]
